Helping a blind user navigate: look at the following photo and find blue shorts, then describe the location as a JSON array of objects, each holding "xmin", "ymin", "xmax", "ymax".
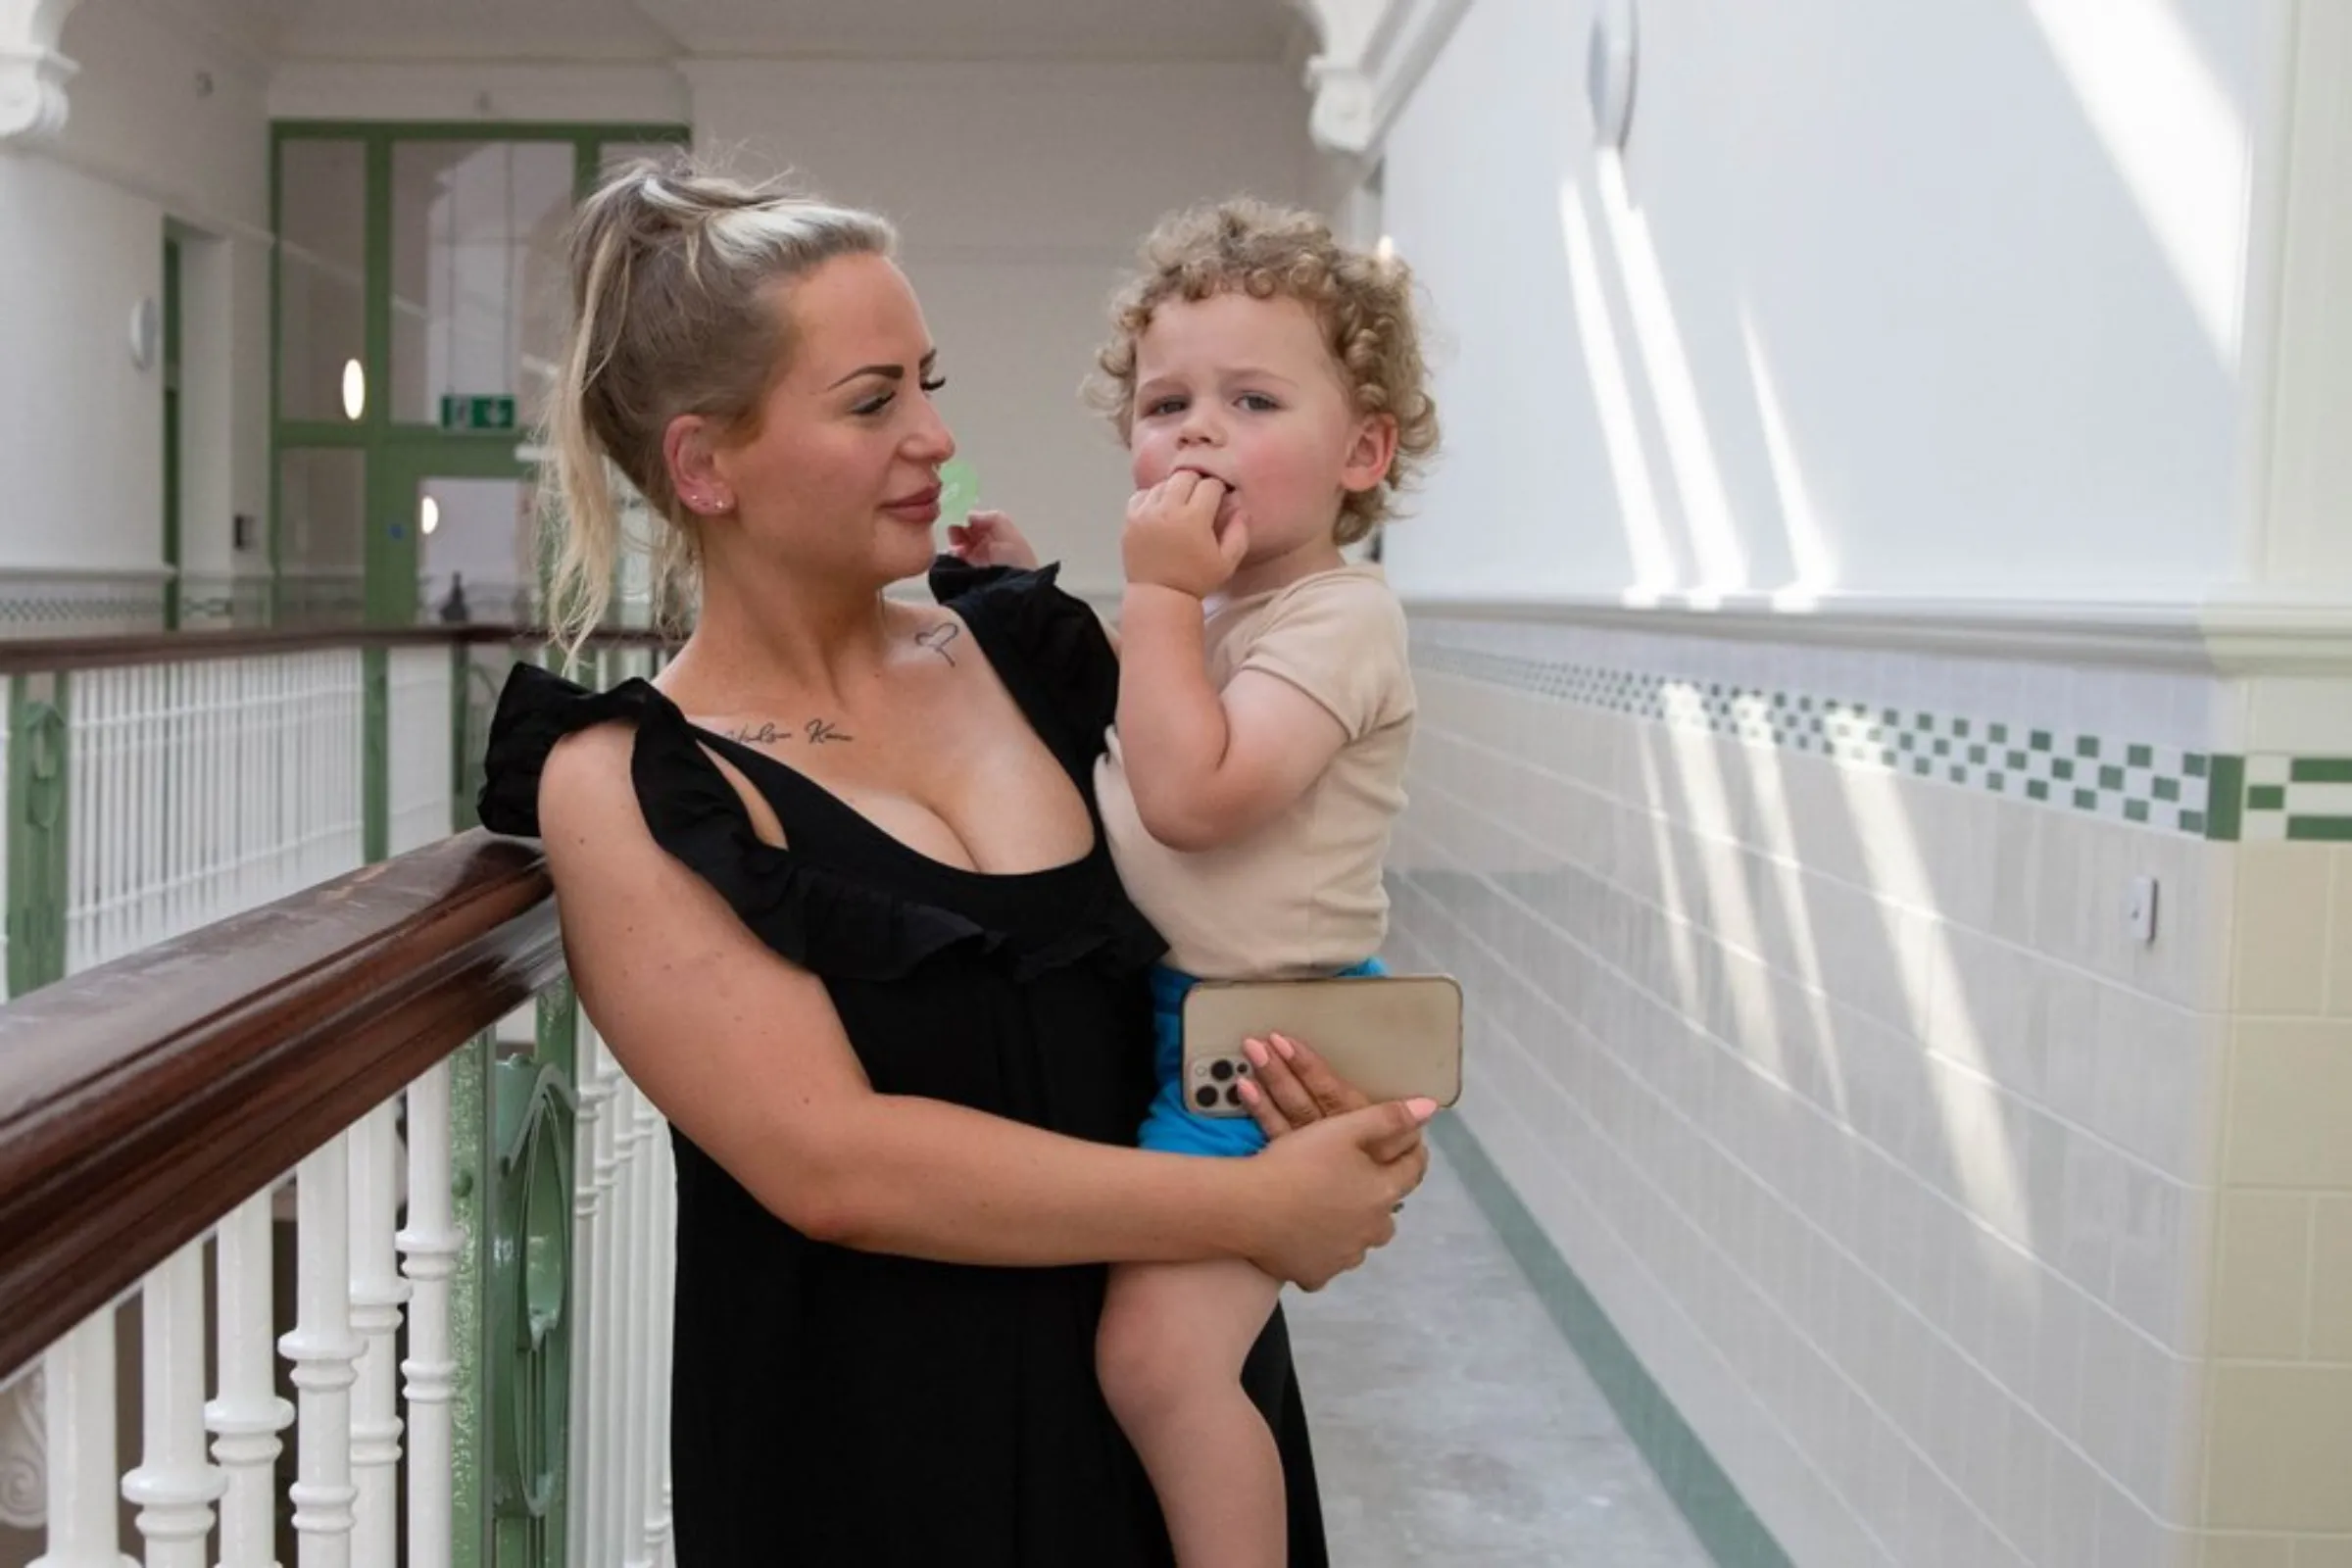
[{"xmin": 1136, "ymin": 956, "xmax": 1388, "ymax": 1158}]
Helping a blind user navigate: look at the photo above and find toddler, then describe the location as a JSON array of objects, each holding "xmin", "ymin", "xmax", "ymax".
[{"xmin": 951, "ymin": 198, "xmax": 1441, "ymax": 1566}]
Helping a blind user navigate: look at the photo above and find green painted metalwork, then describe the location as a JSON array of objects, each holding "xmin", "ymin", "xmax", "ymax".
[
  {"xmin": 363, "ymin": 647, "xmax": 388, "ymax": 862},
  {"xmin": 449, "ymin": 1027, "xmax": 493, "ymax": 1568},
  {"xmin": 489, "ymin": 1048, "xmax": 576, "ymax": 1567},
  {"xmin": 5, "ymin": 673, "xmax": 70, "ymax": 997}
]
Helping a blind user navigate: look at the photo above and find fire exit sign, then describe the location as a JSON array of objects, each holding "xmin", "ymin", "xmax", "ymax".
[{"xmin": 440, "ymin": 394, "xmax": 516, "ymax": 432}]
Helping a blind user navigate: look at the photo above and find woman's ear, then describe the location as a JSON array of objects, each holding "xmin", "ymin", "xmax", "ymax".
[
  {"xmin": 663, "ymin": 413, "xmax": 735, "ymax": 516},
  {"xmin": 1340, "ymin": 413, "xmax": 1398, "ymax": 497}
]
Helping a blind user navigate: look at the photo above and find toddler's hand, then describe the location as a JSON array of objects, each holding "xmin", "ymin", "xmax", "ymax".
[
  {"xmin": 946, "ymin": 510, "xmax": 1040, "ymax": 570},
  {"xmin": 1123, "ymin": 472, "xmax": 1248, "ymax": 598}
]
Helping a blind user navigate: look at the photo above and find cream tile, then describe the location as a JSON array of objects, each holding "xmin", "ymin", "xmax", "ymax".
[
  {"xmin": 2206, "ymin": 1364, "xmax": 2352, "ymax": 1531},
  {"xmin": 2290, "ymin": 1541, "xmax": 2352, "ymax": 1568},
  {"xmin": 2309, "ymin": 1197, "xmax": 2352, "ymax": 1363},
  {"xmin": 2247, "ymin": 676, "xmax": 2352, "ymax": 755},
  {"xmin": 2202, "ymin": 1536, "xmax": 2294, "ymax": 1568},
  {"xmin": 2232, "ymin": 845, "xmax": 2335, "ymax": 1016},
  {"xmin": 2224, "ymin": 1019, "xmax": 2352, "ymax": 1189},
  {"xmin": 2329, "ymin": 850, "xmax": 2352, "ymax": 1019},
  {"xmin": 2212, "ymin": 1193, "xmax": 2313, "ymax": 1358}
]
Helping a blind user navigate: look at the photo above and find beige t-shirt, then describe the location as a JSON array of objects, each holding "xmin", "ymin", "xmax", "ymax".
[{"xmin": 1096, "ymin": 564, "xmax": 1415, "ymax": 979}]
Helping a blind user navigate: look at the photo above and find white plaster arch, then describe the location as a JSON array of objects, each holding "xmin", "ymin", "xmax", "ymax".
[
  {"xmin": 0, "ymin": 0, "xmax": 82, "ymax": 142},
  {"xmin": 1283, "ymin": 0, "xmax": 1470, "ymax": 155}
]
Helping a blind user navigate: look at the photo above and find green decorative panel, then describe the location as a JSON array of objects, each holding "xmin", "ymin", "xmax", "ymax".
[
  {"xmin": 490, "ymin": 1050, "xmax": 576, "ymax": 1568},
  {"xmin": 7, "ymin": 673, "xmax": 70, "ymax": 996},
  {"xmin": 364, "ymin": 646, "xmax": 389, "ymax": 862}
]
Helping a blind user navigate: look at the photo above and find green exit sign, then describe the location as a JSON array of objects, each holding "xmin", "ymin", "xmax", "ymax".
[{"xmin": 440, "ymin": 394, "xmax": 516, "ymax": 432}]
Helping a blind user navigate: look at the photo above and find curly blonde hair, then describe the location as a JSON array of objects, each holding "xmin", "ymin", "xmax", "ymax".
[{"xmin": 1089, "ymin": 199, "xmax": 1440, "ymax": 546}]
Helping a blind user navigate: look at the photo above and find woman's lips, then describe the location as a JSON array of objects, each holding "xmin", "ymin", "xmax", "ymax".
[{"xmin": 882, "ymin": 485, "xmax": 943, "ymax": 523}]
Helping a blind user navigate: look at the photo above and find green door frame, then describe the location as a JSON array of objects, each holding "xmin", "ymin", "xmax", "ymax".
[
  {"xmin": 162, "ymin": 235, "xmax": 182, "ymax": 630},
  {"xmin": 270, "ymin": 121, "xmax": 689, "ymax": 627}
]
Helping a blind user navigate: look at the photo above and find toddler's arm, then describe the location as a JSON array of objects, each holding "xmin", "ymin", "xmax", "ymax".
[
  {"xmin": 946, "ymin": 509, "xmax": 1040, "ymax": 570},
  {"xmin": 1118, "ymin": 475, "xmax": 1349, "ymax": 853}
]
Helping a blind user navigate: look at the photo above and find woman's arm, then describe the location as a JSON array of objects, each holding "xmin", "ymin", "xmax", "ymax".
[{"xmin": 538, "ymin": 724, "xmax": 1425, "ymax": 1285}]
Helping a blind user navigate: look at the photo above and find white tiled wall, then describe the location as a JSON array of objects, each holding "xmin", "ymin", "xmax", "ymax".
[{"xmin": 1390, "ymin": 620, "xmax": 2352, "ymax": 1567}]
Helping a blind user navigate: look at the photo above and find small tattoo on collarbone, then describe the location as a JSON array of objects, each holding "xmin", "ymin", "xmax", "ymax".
[
  {"xmin": 914, "ymin": 622, "xmax": 960, "ymax": 666},
  {"xmin": 725, "ymin": 719, "xmax": 856, "ymax": 746}
]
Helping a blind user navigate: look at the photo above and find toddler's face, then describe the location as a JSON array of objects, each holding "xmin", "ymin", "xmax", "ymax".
[{"xmin": 1126, "ymin": 291, "xmax": 1377, "ymax": 564}]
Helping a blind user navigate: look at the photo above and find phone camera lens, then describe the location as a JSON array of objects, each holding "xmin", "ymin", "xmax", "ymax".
[
  {"xmin": 1209, "ymin": 1059, "xmax": 1234, "ymax": 1082},
  {"xmin": 1195, "ymin": 1086, "xmax": 1220, "ymax": 1109},
  {"xmin": 1223, "ymin": 1085, "xmax": 1244, "ymax": 1106}
]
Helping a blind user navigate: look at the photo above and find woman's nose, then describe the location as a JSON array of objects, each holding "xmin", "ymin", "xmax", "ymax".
[{"xmin": 908, "ymin": 400, "xmax": 956, "ymax": 463}]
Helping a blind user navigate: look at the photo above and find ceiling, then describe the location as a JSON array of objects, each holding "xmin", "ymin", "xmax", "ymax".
[{"xmin": 221, "ymin": 0, "xmax": 1310, "ymax": 65}]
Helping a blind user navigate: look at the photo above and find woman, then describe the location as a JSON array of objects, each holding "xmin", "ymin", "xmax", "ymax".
[{"xmin": 477, "ymin": 159, "xmax": 1430, "ymax": 1563}]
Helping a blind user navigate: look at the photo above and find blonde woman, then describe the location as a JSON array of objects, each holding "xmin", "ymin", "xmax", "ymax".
[{"xmin": 477, "ymin": 157, "xmax": 1430, "ymax": 1564}]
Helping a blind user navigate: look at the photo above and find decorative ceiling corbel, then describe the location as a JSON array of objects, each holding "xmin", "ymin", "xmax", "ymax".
[
  {"xmin": 0, "ymin": 0, "xmax": 82, "ymax": 144},
  {"xmin": 1285, "ymin": 0, "xmax": 1471, "ymax": 157}
]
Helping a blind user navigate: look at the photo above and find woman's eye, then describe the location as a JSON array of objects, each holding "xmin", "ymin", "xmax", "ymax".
[
  {"xmin": 853, "ymin": 394, "xmax": 893, "ymax": 416},
  {"xmin": 919, "ymin": 375, "xmax": 947, "ymax": 394}
]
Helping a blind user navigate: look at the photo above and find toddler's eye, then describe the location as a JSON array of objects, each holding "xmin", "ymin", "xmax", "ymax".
[
  {"xmin": 1142, "ymin": 397, "xmax": 1186, "ymax": 418},
  {"xmin": 1238, "ymin": 393, "xmax": 1280, "ymax": 413}
]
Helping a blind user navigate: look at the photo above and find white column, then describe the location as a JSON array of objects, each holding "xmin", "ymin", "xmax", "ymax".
[
  {"xmin": 398, "ymin": 1062, "xmax": 461, "ymax": 1568},
  {"xmin": 208, "ymin": 1190, "xmax": 295, "ymax": 1568},
  {"xmin": 628, "ymin": 1092, "xmax": 663, "ymax": 1568},
  {"xmin": 566, "ymin": 1019, "xmax": 611, "ymax": 1568},
  {"xmin": 121, "ymin": 1243, "xmax": 226, "ymax": 1567},
  {"xmin": 28, "ymin": 1313, "xmax": 131, "ymax": 1568},
  {"xmin": 590, "ymin": 1053, "xmax": 625, "ymax": 1568},
  {"xmin": 646, "ymin": 1116, "xmax": 676, "ymax": 1565},
  {"xmin": 347, "ymin": 1103, "xmax": 408, "ymax": 1568},
  {"xmin": 614, "ymin": 1080, "xmax": 651, "ymax": 1567},
  {"xmin": 280, "ymin": 1137, "xmax": 362, "ymax": 1568}
]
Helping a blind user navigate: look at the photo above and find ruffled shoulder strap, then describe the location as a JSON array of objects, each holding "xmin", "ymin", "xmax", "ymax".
[
  {"xmin": 927, "ymin": 558, "xmax": 1118, "ymax": 771},
  {"xmin": 475, "ymin": 662, "xmax": 994, "ymax": 980}
]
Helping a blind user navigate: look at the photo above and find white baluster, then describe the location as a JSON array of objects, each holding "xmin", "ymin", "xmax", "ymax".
[
  {"xmin": 398, "ymin": 1062, "xmax": 461, "ymax": 1568},
  {"xmin": 646, "ymin": 1117, "xmax": 676, "ymax": 1565},
  {"xmin": 591, "ymin": 1055, "xmax": 625, "ymax": 1568},
  {"xmin": 122, "ymin": 1243, "xmax": 225, "ymax": 1566},
  {"xmin": 567, "ymin": 1020, "xmax": 611, "ymax": 1568},
  {"xmin": 348, "ymin": 1104, "xmax": 408, "ymax": 1568},
  {"xmin": 628, "ymin": 1090, "xmax": 662, "ymax": 1568},
  {"xmin": 208, "ymin": 1189, "xmax": 295, "ymax": 1568},
  {"xmin": 29, "ymin": 1313, "xmax": 132, "ymax": 1568},
  {"xmin": 280, "ymin": 1137, "xmax": 362, "ymax": 1568}
]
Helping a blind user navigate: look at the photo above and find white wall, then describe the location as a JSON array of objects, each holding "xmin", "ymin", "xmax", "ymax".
[
  {"xmin": 686, "ymin": 59, "xmax": 1321, "ymax": 596},
  {"xmin": 1376, "ymin": 0, "xmax": 2275, "ymax": 607},
  {"xmin": 0, "ymin": 0, "xmax": 271, "ymax": 587}
]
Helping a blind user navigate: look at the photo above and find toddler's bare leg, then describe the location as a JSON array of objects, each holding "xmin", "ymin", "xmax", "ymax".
[{"xmin": 1099, "ymin": 1257, "xmax": 1287, "ymax": 1568}]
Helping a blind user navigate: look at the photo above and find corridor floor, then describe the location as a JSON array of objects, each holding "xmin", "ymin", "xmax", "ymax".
[{"xmin": 1288, "ymin": 1145, "xmax": 1710, "ymax": 1567}]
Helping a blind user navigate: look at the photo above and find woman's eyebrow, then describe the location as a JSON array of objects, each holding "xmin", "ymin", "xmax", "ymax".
[{"xmin": 828, "ymin": 348, "xmax": 939, "ymax": 390}]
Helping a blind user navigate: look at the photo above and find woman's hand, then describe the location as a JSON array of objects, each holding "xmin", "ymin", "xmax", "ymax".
[
  {"xmin": 1236, "ymin": 1032, "xmax": 1371, "ymax": 1141},
  {"xmin": 1243, "ymin": 1099, "xmax": 1433, "ymax": 1290},
  {"xmin": 947, "ymin": 509, "xmax": 1040, "ymax": 570}
]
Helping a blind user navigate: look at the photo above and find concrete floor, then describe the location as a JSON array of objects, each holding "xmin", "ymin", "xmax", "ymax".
[{"xmin": 1287, "ymin": 1146, "xmax": 1711, "ymax": 1567}]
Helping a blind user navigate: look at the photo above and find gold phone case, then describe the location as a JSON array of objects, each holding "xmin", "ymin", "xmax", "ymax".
[{"xmin": 1177, "ymin": 973, "xmax": 1464, "ymax": 1118}]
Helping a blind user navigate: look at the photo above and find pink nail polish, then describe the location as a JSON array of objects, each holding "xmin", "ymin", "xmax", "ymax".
[
  {"xmin": 1244, "ymin": 1039, "xmax": 1269, "ymax": 1066},
  {"xmin": 1272, "ymin": 1035, "xmax": 1298, "ymax": 1060}
]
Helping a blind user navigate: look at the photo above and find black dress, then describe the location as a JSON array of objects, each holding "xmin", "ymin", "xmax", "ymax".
[{"xmin": 478, "ymin": 561, "xmax": 1330, "ymax": 1566}]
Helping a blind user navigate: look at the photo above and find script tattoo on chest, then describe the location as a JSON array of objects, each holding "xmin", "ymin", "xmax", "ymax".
[{"xmin": 727, "ymin": 719, "xmax": 856, "ymax": 746}]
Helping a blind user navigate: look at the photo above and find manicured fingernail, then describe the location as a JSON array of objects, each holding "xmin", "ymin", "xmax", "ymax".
[
  {"xmin": 1406, "ymin": 1098, "xmax": 1438, "ymax": 1120},
  {"xmin": 1237, "ymin": 1079, "xmax": 1260, "ymax": 1104},
  {"xmin": 1244, "ymin": 1039, "xmax": 1270, "ymax": 1067},
  {"xmin": 1271, "ymin": 1034, "xmax": 1298, "ymax": 1060}
]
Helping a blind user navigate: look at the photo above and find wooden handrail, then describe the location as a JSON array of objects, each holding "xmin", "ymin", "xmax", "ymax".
[
  {"xmin": 0, "ymin": 830, "xmax": 564, "ymax": 1385},
  {"xmin": 0, "ymin": 622, "xmax": 676, "ymax": 674}
]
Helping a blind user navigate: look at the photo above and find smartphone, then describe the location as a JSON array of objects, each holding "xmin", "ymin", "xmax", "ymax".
[{"xmin": 1177, "ymin": 973, "xmax": 1463, "ymax": 1118}]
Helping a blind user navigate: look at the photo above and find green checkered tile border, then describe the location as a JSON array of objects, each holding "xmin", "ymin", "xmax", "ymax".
[{"xmin": 1414, "ymin": 643, "xmax": 2352, "ymax": 844}]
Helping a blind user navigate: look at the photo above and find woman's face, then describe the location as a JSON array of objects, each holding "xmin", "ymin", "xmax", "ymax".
[{"xmin": 701, "ymin": 253, "xmax": 956, "ymax": 589}]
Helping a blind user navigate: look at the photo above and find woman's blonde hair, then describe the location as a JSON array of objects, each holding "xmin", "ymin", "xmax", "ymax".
[
  {"xmin": 543, "ymin": 154, "xmax": 897, "ymax": 658},
  {"xmin": 1088, "ymin": 198, "xmax": 1441, "ymax": 546}
]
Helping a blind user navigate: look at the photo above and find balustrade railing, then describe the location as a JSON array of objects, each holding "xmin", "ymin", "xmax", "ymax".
[{"xmin": 0, "ymin": 625, "xmax": 678, "ymax": 1568}]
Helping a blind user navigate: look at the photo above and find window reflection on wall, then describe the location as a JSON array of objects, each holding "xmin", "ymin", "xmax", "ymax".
[
  {"xmin": 276, "ymin": 449, "xmax": 368, "ymax": 625},
  {"xmin": 277, "ymin": 141, "xmax": 368, "ymax": 423},
  {"xmin": 390, "ymin": 141, "xmax": 575, "ymax": 430}
]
